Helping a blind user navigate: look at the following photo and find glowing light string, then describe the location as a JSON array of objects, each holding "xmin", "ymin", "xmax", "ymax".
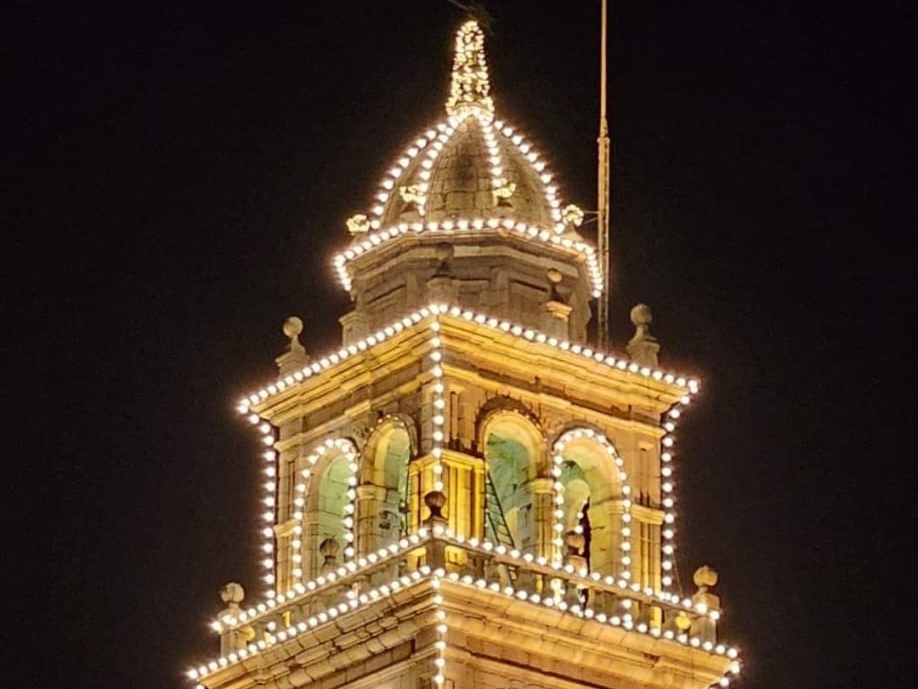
[
  {"xmin": 242, "ymin": 416, "xmax": 277, "ymax": 600},
  {"xmin": 551, "ymin": 428, "xmax": 633, "ymax": 581},
  {"xmin": 190, "ymin": 531, "xmax": 740, "ymax": 689},
  {"xmin": 347, "ymin": 21, "xmax": 579, "ymax": 288},
  {"xmin": 431, "ymin": 574, "xmax": 448, "ymax": 686},
  {"xmin": 429, "ymin": 318, "xmax": 446, "ymax": 493},
  {"xmin": 286, "ymin": 438, "xmax": 358, "ymax": 589},
  {"xmin": 334, "ymin": 217, "xmax": 601, "ymax": 295},
  {"xmin": 233, "ymin": 306, "xmax": 699, "ymax": 648},
  {"xmin": 237, "ymin": 305, "xmax": 698, "ymax": 413}
]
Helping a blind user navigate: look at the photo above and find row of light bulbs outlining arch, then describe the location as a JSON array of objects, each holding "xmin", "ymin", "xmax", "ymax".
[
  {"xmin": 244, "ymin": 430, "xmax": 361, "ymax": 600},
  {"xmin": 360, "ymin": 25, "xmax": 564, "ymax": 239},
  {"xmin": 238, "ymin": 304, "xmax": 698, "ymax": 600},
  {"xmin": 251, "ymin": 424, "xmax": 681, "ymax": 608},
  {"xmin": 287, "ymin": 439, "xmax": 358, "ymax": 589},
  {"xmin": 551, "ymin": 429, "xmax": 634, "ymax": 581}
]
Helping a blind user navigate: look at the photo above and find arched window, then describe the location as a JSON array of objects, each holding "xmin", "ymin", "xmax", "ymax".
[
  {"xmin": 297, "ymin": 438, "xmax": 358, "ymax": 580},
  {"xmin": 481, "ymin": 412, "xmax": 543, "ymax": 555},
  {"xmin": 315, "ymin": 454, "xmax": 352, "ymax": 571},
  {"xmin": 559, "ymin": 461, "xmax": 592, "ymax": 564},
  {"xmin": 380, "ymin": 428, "xmax": 411, "ymax": 538},
  {"xmin": 553, "ymin": 429, "xmax": 632, "ymax": 578},
  {"xmin": 359, "ymin": 422, "xmax": 413, "ymax": 554}
]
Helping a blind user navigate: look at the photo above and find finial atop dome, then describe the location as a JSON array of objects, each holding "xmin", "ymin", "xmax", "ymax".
[{"xmin": 446, "ymin": 20, "xmax": 494, "ymax": 123}]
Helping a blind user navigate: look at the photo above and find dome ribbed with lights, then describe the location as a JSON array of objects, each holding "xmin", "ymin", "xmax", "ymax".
[
  {"xmin": 373, "ymin": 22, "xmax": 560, "ymax": 229},
  {"xmin": 334, "ymin": 20, "xmax": 602, "ymax": 345}
]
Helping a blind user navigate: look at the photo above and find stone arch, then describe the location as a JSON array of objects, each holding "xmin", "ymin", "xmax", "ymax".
[
  {"xmin": 298, "ymin": 437, "xmax": 359, "ymax": 581},
  {"xmin": 478, "ymin": 404, "xmax": 547, "ymax": 555},
  {"xmin": 356, "ymin": 415, "xmax": 417, "ymax": 554},
  {"xmin": 475, "ymin": 397, "xmax": 540, "ymax": 443},
  {"xmin": 551, "ymin": 427, "xmax": 633, "ymax": 578}
]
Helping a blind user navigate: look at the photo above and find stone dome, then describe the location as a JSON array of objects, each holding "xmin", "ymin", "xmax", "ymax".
[
  {"xmin": 355, "ymin": 21, "xmax": 573, "ymax": 234},
  {"xmin": 333, "ymin": 20, "xmax": 602, "ymax": 344},
  {"xmin": 371, "ymin": 114, "xmax": 561, "ymax": 229}
]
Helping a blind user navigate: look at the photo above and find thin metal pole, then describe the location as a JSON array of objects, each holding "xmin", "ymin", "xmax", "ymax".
[{"xmin": 597, "ymin": 0, "xmax": 611, "ymax": 349}]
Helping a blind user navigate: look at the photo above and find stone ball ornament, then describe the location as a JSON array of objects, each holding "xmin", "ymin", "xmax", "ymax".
[
  {"xmin": 219, "ymin": 582, "xmax": 245, "ymax": 605},
  {"xmin": 693, "ymin": 565, "xmax": 718, "ymax": 589},
  {"xmin": 282, "ymin": 316, "xmax": 304, "ymax": 339},
  {"xmin": 630, "ymin": 303, "xmax": 653, "ymax": 327},
  {"xmin": 424, "ymin": 490, "xmax": 447, "ymax": 518}
]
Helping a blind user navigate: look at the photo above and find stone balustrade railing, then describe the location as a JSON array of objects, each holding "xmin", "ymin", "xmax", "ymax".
[{"xmin": 206, "ymin": 524, "xmax": 730, "ymax": 673}]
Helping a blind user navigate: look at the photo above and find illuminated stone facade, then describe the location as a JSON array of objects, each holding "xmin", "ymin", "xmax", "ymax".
[{"xmin": 187, "ymin": 19, "xmax": 740, "ymax": 689}]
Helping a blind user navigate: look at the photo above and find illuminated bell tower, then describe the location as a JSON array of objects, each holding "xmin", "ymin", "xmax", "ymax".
[{"xmin": 187, "ymin": 20, "xmax": 741, "ymax": 689}]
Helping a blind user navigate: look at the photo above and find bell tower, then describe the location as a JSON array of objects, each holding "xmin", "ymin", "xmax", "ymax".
[{"xmin": 187, "ymin": 19, "xmax": 741, "ymax": 689}]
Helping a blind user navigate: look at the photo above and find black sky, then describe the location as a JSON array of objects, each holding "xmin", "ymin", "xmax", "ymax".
[{"xmin": 6, "ymin": 1, "xmax": 914, "ymax": 688}]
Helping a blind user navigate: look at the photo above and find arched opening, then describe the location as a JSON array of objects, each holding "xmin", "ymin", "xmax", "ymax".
[
  {"xmin": 481, "ymin": 412, "xmax": 542, "ymax": 555},
  {"xmin": 559, "ymin": 462, "xmax": 592, "ymax": 566},
  {"xmin": 376, "ymin": 427, "xmax": 411, "ymax": 547},
  {"xmin": 288, "ymin": 439, "xmax": 358, "ymax": 587},
  {"xmin": 315, "ymin": 454, "xmax": 352, "ymax": 572},
  {"xmin": 358, "ymin": 421, "xmax": 414, "ymax": 555},
  {"xmin": 554, "ymin": 430, "xmax": 631, "ymax": 578}
]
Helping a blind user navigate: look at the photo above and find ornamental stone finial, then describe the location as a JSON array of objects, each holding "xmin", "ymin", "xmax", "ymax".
[
  {"xmin": 283, "ymin": 316, "xmax": 304, "ymax": 346},
  {"xmin": 693, "ymin": 564, "xmax": 718, "ymax": 590},
  {"xmin": 626, "ymin": 303, "xmax": 660, "ymax": 367},
  {"xmin": 692, "ymin": 565, "xmax": 721, "ymax": 643},
  {"xmin": 424, "ymin": 490, "xmax": 447, "ymax": 521},
  {"xmin": 424, "ymin": 490, "xmax": 446, "ymax": 524},
  {"xmin": 446, "ymin": 20, "xmax": 494, "ymax": 121},
  {"xmin": 275, "ymin": 316, "xmax": 310, "ymax": 374},
  {"xmin": 217, "ymin": 583, "xmax": 248, "ymax": 655},
  {"xmin": 219, "ymin": 582, "xmax": 245, "ymax": 608},
  {"xmin": 424, "ymin": 491, "xmax": 449, "ymax": 567},
  {"xmin": 319, "ymin": 537, "xmax": 340, "ymax": 573}
]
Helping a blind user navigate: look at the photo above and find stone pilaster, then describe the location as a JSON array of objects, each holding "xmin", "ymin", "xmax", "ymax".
[
  {"xmin": 540, "ymin": 300, "xmax": 572, "ymax": 340},
  {"xmin": 530, "ymin": 477, "xmax": 555, "ymax": 562},
  {"xmin": 340, "ymin": 309, "xmax": 369, "ymax": 345},
  {"xmin": 355, "ymin": 483, "xmax": 385, "ymax": 555}
]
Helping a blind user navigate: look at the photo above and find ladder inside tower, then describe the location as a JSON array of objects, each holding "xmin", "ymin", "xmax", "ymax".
[{"xmin": 485, "ymin": 471, "xmax": 516, "ymax": 549}]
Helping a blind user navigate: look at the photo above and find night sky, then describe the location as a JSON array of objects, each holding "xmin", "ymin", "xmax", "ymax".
[{"xmin": 7, "ymin": 1, "xmax": 913, "ymax": 689}]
